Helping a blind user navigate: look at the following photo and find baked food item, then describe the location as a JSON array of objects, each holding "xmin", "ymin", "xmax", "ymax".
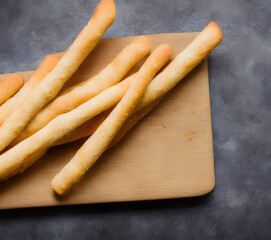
[
  {"xmin": 0, "ymin": 44, "xmax": 172, "ymax": 181},
  {"xmin": 11, "ymin": 36, "xmax": 151, "ymax": 145},
  {"xmin": 0, "ymin": 74, "xmax": 24, "ymax": 106},
  {"xmin": 0, "ymin": 0, "xmax": 116, "ymax": 151},
  {"xmin": 0, "ymin": 75, "xmax": 134, "ymax": 180},
  {"xmin": 55, "ymin": 21, "xmax": 223, "ymax": 145},
  {"xmin": 0, "ymin": 21, "xmax": 222, "ymax": 191},
  {"xmin": 109, "ymin": 98, "xmax": 161, "ymax": 148},
  {"xmin": 54, "ymin": 99, "xmax": 160, "ymax": 146},
  {"xmin": 0, "ymin": 55, "xmax": 59, "ymax": 126},
  {"xmin": 51, "ymin": 44, "xmax": 173, "ymax": 196},
  {"xmin": 135, "ymin": 21, "xmax": 223, "ymax": 111}
]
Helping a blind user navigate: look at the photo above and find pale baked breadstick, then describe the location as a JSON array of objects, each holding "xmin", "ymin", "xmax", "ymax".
[
  {"xmin": 11, "ymin": 36, "xmax": 151, "ymax": 145},
  {"xmin": 55, "ymin": 21, "xmax": 223, "ymax": 146},
  {"xmin": 19, "ymin": 99, "xmax": 159, "ymax": 171},
  {"xmin": 0, "ymin": 75, "xmax": 134, "ymax": 181},
  {"xmin": 51, "ymin": 44, "xmax": 173, "ymax": 196},
  {"xmin": 54, "ymin": 98, "xmax": 160, "ymax": 146},
  {"xmin": 55, "ymin": 109, "xmax": 113, "ymax": 146},
  {"xmin": 135, "ymin": 21, "xmax": 223, "ymax": 111},
  {"xmin": 0, "ymin": 55, "xmax": 59, "ymax": 126},
  {"xmin": 0, "ymin": 0, "xmax": 116, "ymax": 151},
  {"xmin": 109, "ymin": 98, "xmax": 161, "ymax": 148},
  {"xmin": 0, "ymin": 74, "xmax": 24, "ymax": 106},
  {"xmin": 54, "ymin": 110, "xmax": 112, "ymax": 145}
]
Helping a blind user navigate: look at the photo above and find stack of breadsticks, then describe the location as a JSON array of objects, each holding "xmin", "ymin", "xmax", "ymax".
[{"xmin": 0, "ymin": 0, "xmax": 222, "ymax": 196}]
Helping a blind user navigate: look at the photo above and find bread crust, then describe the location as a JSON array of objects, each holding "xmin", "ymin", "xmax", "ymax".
[
  {"xmin": 55, "ymin": 21, "xmax": 223, "ymax": 145},
  {"xmin": 51, "ymin": 44, "xmax": 173, "ymax": 196},
  {"xmin": 0, "ymin": 74, "xmax": 24, "ymax": 106},
  {"xmin": 11, "ymin": 36, "xmax": 151, "ymax": 145},
  {"xmin": 0, "ymin": 0, "xmax": 116, "ymax": 151},
  {"xmin": 0, "ymin": 55, "xmax": 59, "ymax": 126},
  {"xmin": 135, "ymin": 21, "xmax": 222, "ymax": 111},
  {"xmin": 0, "ymin": 75, "xmax": 134, "ymax": 180},
  {"xmin": 0, "ymin": 21, "xmax": 222, "ymax": 185}
]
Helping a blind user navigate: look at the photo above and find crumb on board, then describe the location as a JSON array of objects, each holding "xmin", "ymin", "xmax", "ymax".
[
  {"xmin": 162, "ymin": 123, "xmax": 167, "ymax": 128},
  {"xmin": 184, "ymin": 133, "xmax": 193, "ymax": 142},
  {"xmin": 190, "ymin": 109, "xmax": 196, "ymax": 115}
]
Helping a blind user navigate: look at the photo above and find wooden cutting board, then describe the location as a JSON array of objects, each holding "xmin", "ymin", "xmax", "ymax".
[{"xmin": 0, "ymin": 33, "xmax": 215, "ymax": 209}]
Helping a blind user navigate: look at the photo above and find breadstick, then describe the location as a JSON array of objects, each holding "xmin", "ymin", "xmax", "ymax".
[
  {"xmin": 0, "ymin": 55, "xmax": 59, "ymax": 126},
  {"xmin": 109, "ymin": 98, "xmax": 161, "ymax": 148},
  {"xmin": 11, "ymin": 36, "xmax": 151, "ymax": 145},
  {"xmin": 21, "ymin": 21, "xmax": 222, "ymax": 183},
  {"xmin": 0, "ymin": 75, "xmax": 134, "ymax": 181},
  {"xmin": 18, "ymin": 99, "xmax": 160, "ymax": 173},
  {"xmin": 0, "ymin": 0, "xmax": 116, "ymax": 151},
  {"xmin": 55, "ymin": 21, "xmax": 223, "ymax": 146},
  {"xmin": 0, "ymin": 74, "xmax": 24, "ymax": 106},
  {"xmin": 55, "ymin": 109, "xmax": 113, "ymax": 146},
  {"xmin": 54, "ymin": 98, "xmax": 160, "ymax": 146},
  {"xmin": 54, "ymin": 110, "xmax": 112, "ymax": 145},
  {"xmin": 51, "ymin": 44, "xmax": 173, "ymax": 196},
  {"xmin": 135, "ymin": 21, "xmax": 223, "ymax": 111}
]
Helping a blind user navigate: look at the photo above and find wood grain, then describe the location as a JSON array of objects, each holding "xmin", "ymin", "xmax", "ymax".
[{"xmin": 0, "ymin": 33, "xmax": 215, "ymax": 209}]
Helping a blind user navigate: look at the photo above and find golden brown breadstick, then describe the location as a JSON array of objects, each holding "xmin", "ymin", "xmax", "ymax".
[
  {"xmin": 0, "ymin": 0, "xmax": 116, "ymax": 151},
  {"xmin": 0, "ymin": 74, "xmax": 24, "ymax": 106},
  {"xmin": 11, "ymin": 36, "xmax": 152, "ymax": 145},
  {"xmin": 0, "ymin": 75, "xmax": 134, "ymax": 181},
  {"xmin": 51, "ymin": 44, "xmax": 173, "ymax": 196},
  {"xmin": 24, "ymin": 21, "xmax": 222, "ymax": 184},
  {"xmin": 54, "ymin": 98, "xmax": 160, "ymax": 146},
  {"xmin": 55, "ymin": 109, "xmax": 113, "ymax": 146},
  {"xmin": 19, "ymin": 99, "xmax": 160, "ymax": 173},
  {"xmin": 0, "ymin": 55, "xmax": 59, "ymax": 126},
  {"xmin": 109, "ymin": 98, "xmax": 161, "ymax": 148},
  {"xmin": 55, "ymin": 21, "xmax": 223, "ymax": 146},
  {"xmin": 54, "ymin": 110, "xmax": 112, "ymax": 146},
  {"xmin": 135, "ymin": 21, "xmax": 223, "ymax": 111}
]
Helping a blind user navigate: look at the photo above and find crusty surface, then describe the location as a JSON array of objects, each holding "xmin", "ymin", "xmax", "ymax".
[
  {"xmin": 0, "ymin": 21, "xmax": 222, "ymax": 186},
  {"xmin": 27, "ymin": 55, "xmax": 60, "ymax": 88},
  {"xmin": 0, "ymin": 74, "xmax": 24, "ymax": 106},
  {"xmin": 135, "ymin": 21, "xmax": 223, "ymax": 111},
  {"xmin": 51, "ymin": 44, "xmax": 173, "ymax": 196},
  {"xmin": 0, "ymin": 0, "xmax": 116, "ymax": 151},
  {"xmin": 19, "ymin": 98, "xmax": 159, "ymax": 172},
  {"xmin": 11, "ymin": 36, "xmax": 151, "ymax": 145},
  {"xmin": 0, "ymin": 76, "xmax": 134, "ymax": 181},
  {"xmin": 109, "ymin": 98, "xmax": 161, "ymax": 148},
  {"xmin": 55, "ymin": 21, "xmax": 223, "ymax": 146},
  {"xmin": 54, "ymin": 109, "xmax": 113, "ymax": 146},
  {"xmin": 55, "ymin": 99, "xmax": 159, "ymax": 147},
  {"xmin": 0, "ymin": 55, "xmax": 59, "ymax": 126}
]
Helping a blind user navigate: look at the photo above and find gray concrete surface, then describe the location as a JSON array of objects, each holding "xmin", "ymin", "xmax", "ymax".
[{"xmin": 0, "ymin": 0, "xmax": 270, "ymax": 239}]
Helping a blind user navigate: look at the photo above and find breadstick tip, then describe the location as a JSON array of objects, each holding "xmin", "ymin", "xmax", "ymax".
[
  {"xmin": 1, "ymin": 74, "xmax": 25, "ymax": 91},
  {"xmin": 51, "ymin": 179, "xmax": 66, "ymax": 196},
  {"xmin": 43, "ymin": 54, "xmax": 59, "ymax": 65},
  {"xmin": 93, "ymin": 0, "xmax": 116, "ymax": 23},
  {"xmin": 29, "ymin": 55, "xmax": 59, "ymax": 84},
  {"xmin": 10, "ymin": 74, "xmax": 24, "ymax": 85},
  {"xmin": 134, "ymin": 36, "xmax": 152, "ymax": 50},
  {"xmin": 159, "ymin": 44, "xmax": 173, "ymax": 57},
  {"xmin": 204, "ymin": 21, "xmax": 223, "ymax": 43},
  {"xmin": 151, "ymin": 44, "xmax": 173, "ymax": 65}
]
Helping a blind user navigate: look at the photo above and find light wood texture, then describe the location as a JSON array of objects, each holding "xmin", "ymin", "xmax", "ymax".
[{"xmin": 0, "ymin": 33, "xmax": 214, "ymax": 209}]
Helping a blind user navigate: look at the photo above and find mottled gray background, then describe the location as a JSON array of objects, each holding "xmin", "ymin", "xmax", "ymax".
[{"xmin": 0, "ymin": 0, "xmax": 270, "ymax": 239}]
